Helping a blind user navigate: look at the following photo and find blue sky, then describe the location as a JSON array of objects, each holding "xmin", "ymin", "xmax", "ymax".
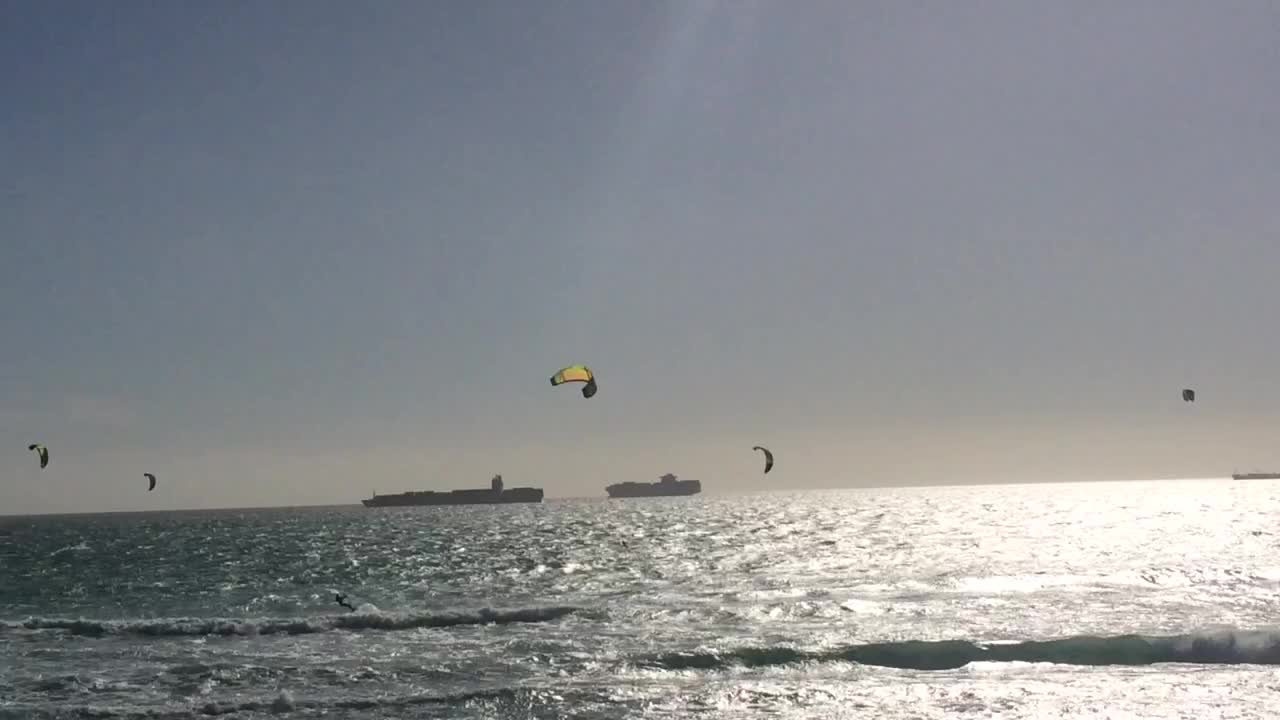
[{"xmin": 3, "ymin": 1, "xmax": 1279, "ymax": 513}]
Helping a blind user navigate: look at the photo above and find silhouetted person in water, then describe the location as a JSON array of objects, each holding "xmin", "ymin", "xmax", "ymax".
[{"xmin": 334, "ymin": 593, "xmax": 355, "ymax": 612}]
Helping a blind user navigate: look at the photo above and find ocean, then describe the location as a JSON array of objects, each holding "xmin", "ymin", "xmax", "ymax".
[{"xmin": 3, "ymin": 479, "xmax": 1280, "ymax": 719}]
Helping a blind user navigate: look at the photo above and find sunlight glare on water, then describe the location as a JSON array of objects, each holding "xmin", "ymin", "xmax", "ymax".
[{"xmin": 4, "ymin": 479, "xmax": 1280, "ymax": 718}]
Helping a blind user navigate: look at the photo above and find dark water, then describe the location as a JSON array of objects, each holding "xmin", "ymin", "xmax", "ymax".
[{"xmin": 4, "ymin": 481, "xmax": 1280, "ymax": 718}]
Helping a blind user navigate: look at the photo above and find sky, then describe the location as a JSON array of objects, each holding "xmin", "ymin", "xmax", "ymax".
[{"xmin": 2, "ymin": 0, "xmax": 1279, "ymax": 514}]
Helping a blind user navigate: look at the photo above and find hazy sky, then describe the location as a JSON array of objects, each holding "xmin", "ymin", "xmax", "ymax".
[{"xmin": 3, "ymin": 1, "xmax": 1278, "ymax": 514}]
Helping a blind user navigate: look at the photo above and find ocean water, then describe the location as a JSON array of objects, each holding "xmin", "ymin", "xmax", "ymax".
[{"xmin": 4, "ymin": 479, "xmax": 1280, "ymax": 719}]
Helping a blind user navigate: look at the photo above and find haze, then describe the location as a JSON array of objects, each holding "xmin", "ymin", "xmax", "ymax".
[{"xmin": 3, "ymin": 1, "xmax": 1278, "ymax": 515}]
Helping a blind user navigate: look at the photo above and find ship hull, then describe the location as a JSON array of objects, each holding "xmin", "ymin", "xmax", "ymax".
[
  {"xmin": 1232, "ymin": 473, "xmax": 1280, "ymax": 480},
  {"xmin": 605, "ymin": 481, "xmax": 701, "ymax": 498},
  {"xmin": 362, "ymin": 488, "xmax": 543, "ymax": 507}
]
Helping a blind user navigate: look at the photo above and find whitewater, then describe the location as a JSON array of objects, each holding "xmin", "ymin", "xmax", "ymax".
[{"xmin": 4, "ymin": 479, "xmax": 1280, "ymax": 718}]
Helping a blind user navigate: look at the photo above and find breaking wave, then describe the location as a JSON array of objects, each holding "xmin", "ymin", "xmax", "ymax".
[
  {"xmin": 1, "ymin": 605, "xmax": 580, "ymax": 638},
  {"xmin": 639, "ymin": 629, "xmax": 1280, "ymax": 671},
  {"xmin": 0, "ymin": 687, "xmax": 564, "ymax": 719}
]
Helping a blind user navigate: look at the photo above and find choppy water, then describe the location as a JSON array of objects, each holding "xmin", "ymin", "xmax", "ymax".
[{"xmin": 4, "ymin": 479, "xmax": 1280, "ymax": 718}]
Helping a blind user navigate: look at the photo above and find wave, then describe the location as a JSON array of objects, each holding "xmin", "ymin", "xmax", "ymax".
[
  {"xmin": 0, "ymin": 605, "xmax": 580, "ymax": 639},
  {"xmin": 0, "ymin": 687, "xmax": 572, "ymax": 719},
  {"xmin": 639, "ymin": 629, "xmax": 1280, "ymax": 671},
  {"xmin": 48, "ymin": 541, "xmax": 91, "ymax": 558}
]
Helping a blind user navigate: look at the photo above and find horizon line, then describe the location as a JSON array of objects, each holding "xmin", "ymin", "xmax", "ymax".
[{"xmin": 0, "ymin": 475, "xmax": 1242, "ymax": 519}]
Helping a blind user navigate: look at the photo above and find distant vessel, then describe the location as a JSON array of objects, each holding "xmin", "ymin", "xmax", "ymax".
[
  {"xmin": 1231, "ymin": 472, "xmax": 1280, "ymax": 480},
  {"xmin": 362, "ymin": 475, "xmax": 543, "ymax": 507},
  {"xmin": 606, "ymin": 473, "xmax": 701, "ymax": 499}
]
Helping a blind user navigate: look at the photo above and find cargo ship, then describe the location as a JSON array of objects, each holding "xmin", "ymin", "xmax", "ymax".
[
  {"xmin": 362, "ymin": 475, "xmax": 543, "ymax": 507},
  {"xmin": 1231, "ymin": 472, "xmax": 1280, "ymax": 480},
  {"xmin": 606, "ymin": 473, "xmax": 701, "ymax": 499}
]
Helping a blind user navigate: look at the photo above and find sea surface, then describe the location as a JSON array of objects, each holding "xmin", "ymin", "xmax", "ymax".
[{"xmin": 4, "ymin": 479, "xmax": 1280, "ymax": 719}]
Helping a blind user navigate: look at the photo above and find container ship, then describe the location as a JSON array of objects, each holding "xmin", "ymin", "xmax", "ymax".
[
  {"xmin": 362, "ymin": 475, "xmax": 543, "ymax": 507},
  {"xmin": 605, "ymin": 473, "xmax": 701, "ymax": 499},
  {"xmin": 1231, "ymin": 472, "xmax": 1280, "ymax": 480}
]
